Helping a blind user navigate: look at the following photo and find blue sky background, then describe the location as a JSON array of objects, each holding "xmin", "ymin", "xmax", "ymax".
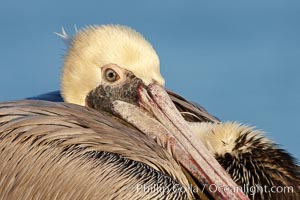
[{"xmin": 0, "ymin": 1, "xmax": 299, "ymax": 160}]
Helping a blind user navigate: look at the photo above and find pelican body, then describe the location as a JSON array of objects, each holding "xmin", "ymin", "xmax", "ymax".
[{"xmin": 1, "ymin": 24, "xmax": 299, "ymax": 200}]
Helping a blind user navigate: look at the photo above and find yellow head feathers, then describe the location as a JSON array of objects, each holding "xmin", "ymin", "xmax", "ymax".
[{"xmin": 61, "ymin": 25, "xmax": 165, "ymax": 105}]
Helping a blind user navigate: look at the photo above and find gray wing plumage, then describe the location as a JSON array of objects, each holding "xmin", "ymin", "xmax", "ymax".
[{"xmin": 0, "ymin": 100, "xmax": 192, "ymax": 200}]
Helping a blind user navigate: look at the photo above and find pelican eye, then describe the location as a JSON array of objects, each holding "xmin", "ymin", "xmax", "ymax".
[{"xmin": 104, "ymin": 68, "xmax": 120, "ymax": 82}]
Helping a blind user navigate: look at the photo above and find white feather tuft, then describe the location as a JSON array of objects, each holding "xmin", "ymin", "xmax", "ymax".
[
  {"xmin": 54, "ymin": 27, "xmax": 73, "ymax": 47},
  {"xmin": 74, "ymin": 24, "xmax": 78, "ymax": 33}
]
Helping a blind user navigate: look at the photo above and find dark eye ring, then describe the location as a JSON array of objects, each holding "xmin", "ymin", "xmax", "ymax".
[{"xmin": 104, "ymin": 68, "xmax": 120, "ymax": 82}]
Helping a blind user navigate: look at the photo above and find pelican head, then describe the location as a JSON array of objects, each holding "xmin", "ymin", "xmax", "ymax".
[{"xmin": 61, "ymin": 25, "xmax": 165, "ymax": 105}]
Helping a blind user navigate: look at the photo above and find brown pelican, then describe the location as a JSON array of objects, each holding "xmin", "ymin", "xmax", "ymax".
[
  {"xmin": 0, "ymin": 25, "xmax": 248, "ymax": 199},
  {"xmin": 55, "ymin": 24, "xmax": 300, "ymax": 199},
  {"xmin": 3, "ymin": 24, "xmax": 299, "ymax": 199}
]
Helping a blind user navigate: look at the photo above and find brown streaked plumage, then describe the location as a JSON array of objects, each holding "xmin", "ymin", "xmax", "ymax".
[
  {"xmin": 0, "ymin": 100, "xmax": 193, "ymax": 200},
  {"xmin": 188, "ymin": 122, "xmax": 300, "ymax": 200}
]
